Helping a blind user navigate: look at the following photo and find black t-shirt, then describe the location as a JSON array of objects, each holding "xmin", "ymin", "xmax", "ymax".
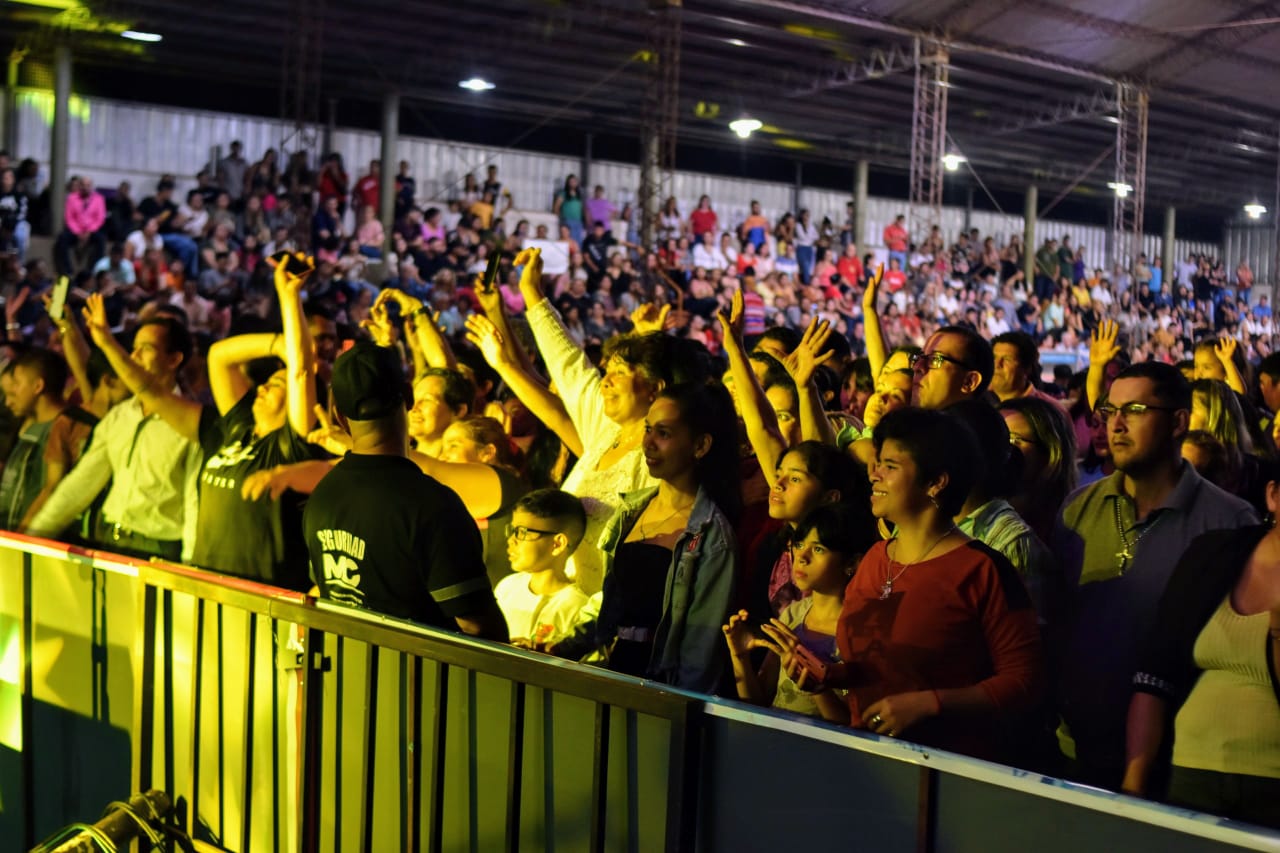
[
  {"xmin": 137, "ymin": 196, "xmax": 179, "ymax": 233},
  {"xmin": 303, "ymin": 453, "xmax": 494, "ymax": 629},
  {"xmin": 582, "ymin": 233, "xmax": 615, "ymax": 271},
  {"xmin": 479, "ymin": 465, "xmax": 529, "ymax": 587},
  {"xmin": 193, "ymin": 391, "xmax": 321, "ymax": 590}
]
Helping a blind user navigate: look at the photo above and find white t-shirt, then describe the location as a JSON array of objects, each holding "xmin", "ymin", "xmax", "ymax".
[
  {"xmin": 494, "ymin": 573, "xmax": 590, "ymax": 645},
  {"xmin": 126, "ymin": 229, "xmax": 164, "ymax": 258}
]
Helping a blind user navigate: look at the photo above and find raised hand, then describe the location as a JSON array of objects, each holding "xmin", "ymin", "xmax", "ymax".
[
  {"xmin": 464, "ymin": 312, "xmax": 509, "ymax": 367},
  {"xmin": 514, "ymin": 246, "xmax": 545, "ymax": 303},
  {"xmin": 1089, "ymin": 319, "xmax": 1121, "ymax": 367},
  {"xmin": 272, "ymin": 251, "xmax": 314, "ymax": 297},
  {"xmin": 473, "ymin": 272, "xmax": 504, "ymax": 320},
  {"xmin": 782, "ymin": 316, "xmax": 835, "ymax": 387},
  {"xmin": 306, "ymin": 404, "xmax": 353, "ymax": 456},
  {"xmin": 721, "ymin": 609, "xmax": 757, "ymax": 659},
  {"xmin": 379, "ymin": 286, "xmax": 424, "ymax": 317},
  {"xmin": 629, "ymin": 302, "xmax": 672, "ymax": 335},
  {"xmin": 716, "ymin": 288, "xmax": 745, "ymax": 343},
  {"xmin": 7, "ymin": 285, "xmax": 29, "ymax": 325},
  {"xmin": 862, "ymin": 263, "xmax": 885, "ymax": 307},
  {"xmin": 1214, "ymin": 335, "xmax": 1238, "ymax": 365},
  {"xmin": 360, "ymin": 290, "xmax": 398, "ymax": 347},
  {"xmin": 81, "ymin": 292, "xmax": 112, "ymax": 348},
  {"xmin": 758, "ymin": 618, "xmax": 803, "ymax": 672}
]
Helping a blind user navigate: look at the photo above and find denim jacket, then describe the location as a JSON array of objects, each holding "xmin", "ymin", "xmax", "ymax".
[{"xmin": 566, "ymin": 485, "xmax": 738, "ymax": 694}]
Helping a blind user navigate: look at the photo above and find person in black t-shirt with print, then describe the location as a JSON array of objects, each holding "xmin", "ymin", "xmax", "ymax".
[
  {"xmin": 82, "ymin": 253, "xmax": 323, "ymax": 589},
  {"xmin": 304, "ymin": 341, "xmax": 508, "ymax": 639}
]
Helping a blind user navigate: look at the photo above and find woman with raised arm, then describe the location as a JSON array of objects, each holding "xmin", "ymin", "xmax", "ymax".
[
  {"xmin": 519, "ymin": 246, "xmax": 708, "ymax": 595},
  {"xmin": 81, "ymin": 254, "xmax": 322, "ymax": 589}
]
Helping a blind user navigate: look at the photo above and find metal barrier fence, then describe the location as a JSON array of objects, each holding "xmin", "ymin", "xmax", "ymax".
[{"xmin": 3, "ymin": 532, "xmax": 1279, "ymax": 853}]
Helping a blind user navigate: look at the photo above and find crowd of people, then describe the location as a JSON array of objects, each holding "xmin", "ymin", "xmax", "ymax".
[{"xmin": 0, "ymin": 140, "xmax": 1277, "ymax": 829}]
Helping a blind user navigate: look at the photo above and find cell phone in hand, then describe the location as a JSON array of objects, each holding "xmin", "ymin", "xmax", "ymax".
[
  {"xmin": 270, "ymin": 250, "xmax": 314, "ymax": 277},
  {"xmin": 791, "ymin": 644, "xmax": 829, "ymax": 685},
  {"xmin": 480, "ymin": 251, "xmax": 502, "ymax": 292},
  {"xmin": 48, "ymin": 276, "xmax": 70, "ymax": 323}
]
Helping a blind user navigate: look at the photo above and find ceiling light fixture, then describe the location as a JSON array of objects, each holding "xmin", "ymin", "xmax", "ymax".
[
  {"xmin": 1107, "ymin": 181, "xmax": 1132, "ymax": 198},
  {"xmin": 942, "ymin": 152, "xmax": 966, "ymax": 172},
  {"xmin": 1102, "ymin": 115, "xmax": 1120, "ymax": 124},
  {"xmin": 121, "ymin": 30, "xmax": 162, "ymax": 42},
  {"xmin": 729, "ymin": 117, "xmax": 763, "ymax": 138},
  {"xmin": 726, "ymin": 38, "xmax": 748, "ymax": 47},
  {"xmin": 1245, "ymin": 201, "xmax": 1267, "ymax": 219},
  {"xmin": 458, "ymin": 77, "xmax": 495, "ymax": 92}
]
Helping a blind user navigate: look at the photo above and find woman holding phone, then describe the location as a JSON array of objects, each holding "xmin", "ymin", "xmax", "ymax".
[{"xmin": 815, "ymin": 407, "xmax": 1045, "ymax": 763}]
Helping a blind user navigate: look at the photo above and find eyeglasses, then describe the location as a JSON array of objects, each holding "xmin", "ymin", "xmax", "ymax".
[
  {"xmin": 909, "ymin": 351, "xmax": 973, "ymax": 373},
  {"xmin": 505, "ymin": 523, "xmax": 558, "ymax": 542},
  {"xmin": 1008, "ymin": 432, "xmax": 1042, "ymax": 448},
  {"xmin": 1096, "ymin": 402, "xmax": 1180, "ymax": 422}
]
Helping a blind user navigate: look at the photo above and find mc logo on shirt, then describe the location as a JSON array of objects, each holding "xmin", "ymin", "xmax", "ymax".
[{"xmin": 317, "ymin": 528, "xmax": 368, "ymax": 606}]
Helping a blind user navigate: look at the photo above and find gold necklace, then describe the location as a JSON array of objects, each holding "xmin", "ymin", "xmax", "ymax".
[
  {"xmin": 639, "ymin": 499, "xmax": 694, "ymax": 539},
  {"xmin": 880, "ymin": 525, "xmax": 957, "ymax": 600},
  {"xmin": 610, "ymin": 424, "xmax": 642, "ymax": 451}
]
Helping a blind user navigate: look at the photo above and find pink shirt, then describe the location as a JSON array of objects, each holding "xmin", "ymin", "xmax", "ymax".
[
  {"xmin": 65, "ymin": 191, "xmax": 107, "ymax": 236},
  {"xmin": 357, "ymin": 219, "xmax": 384, "ymax": 247}
]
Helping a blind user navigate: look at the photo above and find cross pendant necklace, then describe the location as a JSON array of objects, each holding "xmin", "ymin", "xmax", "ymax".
[
  {"xmin": 1113, "ymin": 497, "xmax": 1159, "ymax": 575},
  {"xmin": 881, "ymin": 525, "xmax": 957, "ymax": 599}
]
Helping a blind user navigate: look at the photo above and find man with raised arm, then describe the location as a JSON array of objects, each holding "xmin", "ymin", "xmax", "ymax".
[{"xmin": 26, "ymin": 315, "xmax": 201, "ymax": 562}]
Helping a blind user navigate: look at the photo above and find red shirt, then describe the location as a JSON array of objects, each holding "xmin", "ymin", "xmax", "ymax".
[
  {"xmin": 690, "ymin": 208, "xmax": 718, "ymax": 237},
  {"xmin": 836, "ymin": 540, "xmax": 1043, "ymax": 763},
  {"xmin": 354, "ymin": 175, "xmax": 380, "ymax": 211},
  {"xmin": 884, "ymin": 269, "xmax": 907, "ymax": 292},
  {"xmin": 837, "ymin": 256, "xmax": 865, "ymax": 287},
  {"xmin": 883, "ymin": 222, "xmax": 908, "ymax": 252}
]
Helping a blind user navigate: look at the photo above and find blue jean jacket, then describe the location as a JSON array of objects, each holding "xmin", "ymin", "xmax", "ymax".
[{"xmin": 568, "ymin": 486, "xmax": 738, "ymax": 694}]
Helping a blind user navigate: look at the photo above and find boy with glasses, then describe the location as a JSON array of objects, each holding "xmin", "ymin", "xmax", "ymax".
[{"xmin": 495, "ymin": 489, "xmax": 592, "ymax": 648}]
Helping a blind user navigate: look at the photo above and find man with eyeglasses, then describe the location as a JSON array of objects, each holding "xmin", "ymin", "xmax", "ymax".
[
  {"xmin": 1053, "ymin": 362, "xmax": 1255, "ymax": 790},
  {"xmin": 910, "ymin": 325, "xmax": 994, "ymax": 410},
  {"xmin": 304, "ymin": 342, "xmax": 508, "ymax": 640}
]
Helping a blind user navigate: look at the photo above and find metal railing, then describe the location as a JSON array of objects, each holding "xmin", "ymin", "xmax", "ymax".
[{"xmin": 4, "ymin": 532, "xmax": 1280, "ymax": 852}]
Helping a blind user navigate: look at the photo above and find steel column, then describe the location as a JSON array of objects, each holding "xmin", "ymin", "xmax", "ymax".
[
  {"xmin": 908, "ymin": 38, "xmax": 949, "ymax": 252},
  {"xmin": 854, "ymin": 159, "xmax": 869, "ymax": 249},
  {"xmin": 49, "ymin": 45, "xmax": 71, "ymax": 239},
  {"xmin": 1110, "ymin": 82, "xmax": 1149, "ymax": 275},
  {"xmin": 1023, "ymin": 185, "xmax": 1037, "ymax": 286},
  {"xmin": 379, "ymin": 92, "xmax": 399, "ymax": 253},
  {"xmin": 1162, "ymin": 206, "xmax": 1176, "ymax": 295},
  {"xmin": 637, "ymin": 0, "xmax": 681, "ymax": 248}
]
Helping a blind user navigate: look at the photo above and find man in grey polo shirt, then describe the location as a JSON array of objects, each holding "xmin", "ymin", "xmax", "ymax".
[{"xmin": 1054, "ymin": 362, "xmax": 1256, "ymax": 789}]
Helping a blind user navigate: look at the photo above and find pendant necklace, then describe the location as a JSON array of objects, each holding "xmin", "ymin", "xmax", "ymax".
[
  {"xmin": 881, "ymin": 525, "xmax": 957, "ymax": 600},
  {"xmin": 1114, "ymin": 498, "xmax": 1160, "ymax": 574}
]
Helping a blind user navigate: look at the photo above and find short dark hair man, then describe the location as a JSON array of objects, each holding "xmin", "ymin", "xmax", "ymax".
[
  {"xmin": 303, "ymin": 342, "xmax": 507, "ymax": 639},
  {"xmin": 1055, "ymin": 362, "xmax": 1255, "ymax": 789},
  {"xmin": 990, "ymin": 331, "xmax": 1063, "ymax": 406},
  {"xmin": 911, "ymin": 325, "xmax": 994, "ymax": 410},
  {"xmin": 0, "ymin": 348, "xmax": 68, "ymax": 529}
]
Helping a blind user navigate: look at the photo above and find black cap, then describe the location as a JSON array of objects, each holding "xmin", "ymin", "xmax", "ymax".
[{"xmin": 330, "ymin": 342, "xmax": 405, "ymax": 421}]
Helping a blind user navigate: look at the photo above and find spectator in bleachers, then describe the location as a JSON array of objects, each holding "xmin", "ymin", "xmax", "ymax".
[
  {"xmin": 176, "ymin": 190, "xmax": 210, "ymax": 241},
  {"xmin": 739, "ymin": 200, "xmax": 769, "ymax": 251},
  {"xmin": 216, "ymin": 140, "xmax": 248, "ymax": 203},
  {"xmin": 317, "ymin": 152, "xmax": 349, "ymax": 212},
  {"xmin": 882, "ymin": 213, "xmax": 908, "ymax": 271},
  {"xmin": 244, "ymin": 147, "xmax": 279, "ymax": 199},
  {"xmin": 553, "ymin": 174, "xmax": 586, "ymax": 244},
  {"xmin": 0, "ymin": 167, "xmax": 31, "ymax": 261},
  {"xmin": 138, "ymin": 179, "xmax": 201, "ymax": 275},
  {"xmin": 584, "ymin": 185, "xmax": 614, "ymax": 231},
  {"xmin": 55, "ymin": 176, "xmax": 107, "ymax": 276},
  {"xmin": 353, "ymin": 159, "xmax": 380, "ymax": 213}
]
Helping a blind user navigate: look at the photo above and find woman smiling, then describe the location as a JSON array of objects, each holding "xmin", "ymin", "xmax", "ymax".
[{"xmin": 821, "ymin": 407, "xmax": 1045, "ymax": 762}]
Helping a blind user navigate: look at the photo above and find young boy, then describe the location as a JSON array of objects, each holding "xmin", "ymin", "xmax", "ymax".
[{"xmin": 495, "ymin": 489, "xmax": 591, "ymax": 647}]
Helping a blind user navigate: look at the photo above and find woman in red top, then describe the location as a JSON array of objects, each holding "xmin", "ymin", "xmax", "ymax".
[
  {"xmin": 689, "ymin": 195, "xmax": 718, "ymax": 238},
  {"xmin": 819, "ymin": 407, "xmax": 1044, "ymax": 763}
]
